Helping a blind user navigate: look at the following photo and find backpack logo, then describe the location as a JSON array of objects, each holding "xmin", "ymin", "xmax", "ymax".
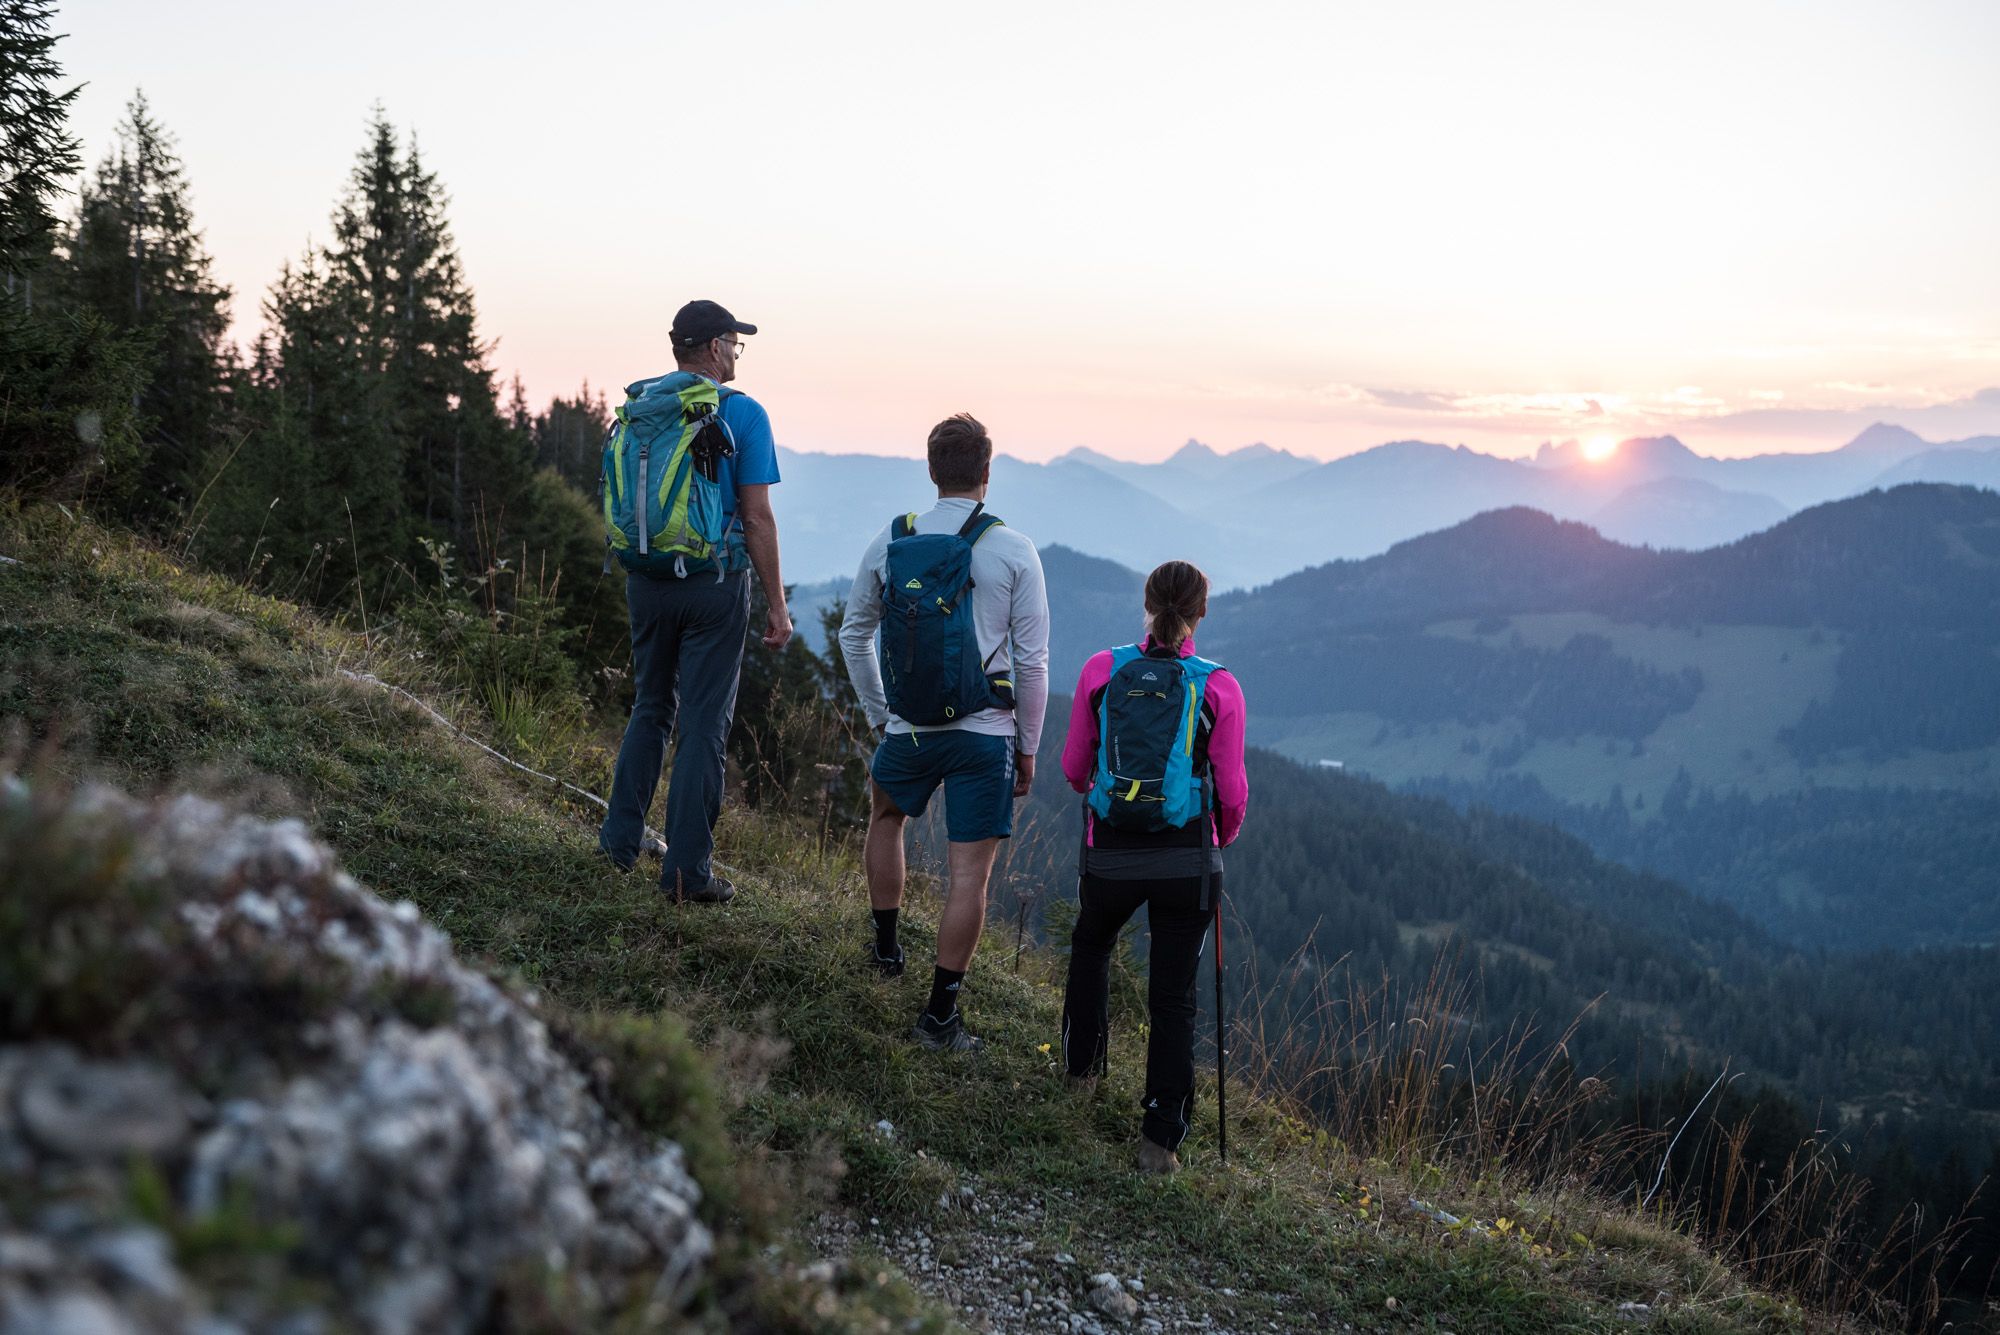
[
  {"xmin": 904, "ymin": 578, "xmax": 923, "ymax": 590},
  {"xmin": 1140, "ymin": 671, "xmax": 1159, "ymax": 682}
]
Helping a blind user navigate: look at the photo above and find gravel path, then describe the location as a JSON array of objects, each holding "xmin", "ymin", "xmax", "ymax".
[{"xmin": 808, "ymin": 1173, "xmax": 1357, "ymax": 1335}]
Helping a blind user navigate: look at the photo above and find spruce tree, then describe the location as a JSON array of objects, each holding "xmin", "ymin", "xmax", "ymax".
[
  {"xmin": 0, "ymin": 0, "xmax": 79, "ymax": 287},
  {"xmin": 208, "ymin": 109, "xmax": 620, "ymax": 666},
  {"xmin": 196, "ymin": 250, "xmax": 372, "ymax": 583},
  {"xmin": 532, "ymin": 381, "xmax": 610, "ymax": 490},
  {"xmin": 59, "ymin": 92, "xmax": 232, "ymax": 525},
  {"xmin": 0, "ymin": 0, "xmax": 147, "ymax": 499}
]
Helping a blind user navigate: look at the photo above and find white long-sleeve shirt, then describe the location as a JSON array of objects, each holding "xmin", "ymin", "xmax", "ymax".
[{"xmin": 838, "ymin": 496, "xmax": 1051, "ymax": 755}]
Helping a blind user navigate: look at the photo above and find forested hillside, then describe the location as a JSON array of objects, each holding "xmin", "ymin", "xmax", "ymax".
[
  {"xmin": 1030, "ymin": 492, "xmax": 2000, "ymax": 950},
  {"xmin": 995, "ymin": 702, "xmax": 2000, "ymax": 1298}
]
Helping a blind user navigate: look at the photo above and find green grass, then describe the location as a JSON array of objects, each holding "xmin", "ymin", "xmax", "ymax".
[{"xmin": 0, "ymin": 504, "xmax": 1856, "ymax": 1334}]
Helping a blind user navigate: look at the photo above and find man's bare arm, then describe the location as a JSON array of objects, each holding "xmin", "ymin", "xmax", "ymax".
[{"xmin": 737, "ymin": 484, "xmax": 792, "ymax": 650}]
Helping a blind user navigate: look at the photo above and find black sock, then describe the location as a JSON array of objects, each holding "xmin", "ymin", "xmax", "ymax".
[
  {"xmin": 872, "ymin": 908, "xmax": 900, "ymax": 955},
  {"xmin": 925, "ymin": 966, "xmax": 965, "ymax": 1023}
]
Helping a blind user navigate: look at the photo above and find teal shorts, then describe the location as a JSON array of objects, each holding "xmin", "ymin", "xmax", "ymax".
[{"xmin": 871, "ymin": 729, "xmax": 1015, "ymax": 842}]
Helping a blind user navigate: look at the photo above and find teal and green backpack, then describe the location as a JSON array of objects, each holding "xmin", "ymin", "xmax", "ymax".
[{"xmin": 601, "ymin": 372, "xmax": 741, "ymax": 578}]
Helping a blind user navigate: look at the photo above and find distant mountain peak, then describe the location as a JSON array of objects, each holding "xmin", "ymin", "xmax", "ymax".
[
  {"xmin": 1841, "ymin": 422, "xmax": 1930, "ymax": 457},
  {"xmin": 1168, "ymin": 438, "xmax": 1220, "ymax": 465},
  {"xmin": 1532, "ymin": 434, "xmax": 1700, "ymax": 472},
  {"xmin": 1052, "ymin": 445, "xmax": 1121, "ymax": 467},
  {"xmin": 1628, "ymin": 433, "xmax": 1692, "ymax": 453}
]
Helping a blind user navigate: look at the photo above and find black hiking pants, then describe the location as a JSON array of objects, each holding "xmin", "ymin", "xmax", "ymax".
[{"xmin": 1061, "ymin": 871, "xmax": 1218, "ymax": 1151}]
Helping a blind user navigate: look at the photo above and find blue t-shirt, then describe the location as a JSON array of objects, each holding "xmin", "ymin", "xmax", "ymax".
[{"xmin": 713, "ymin": 382, "xmax": 781, "ymax": 528}]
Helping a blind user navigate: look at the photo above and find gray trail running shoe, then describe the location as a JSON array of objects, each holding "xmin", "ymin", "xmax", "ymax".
[
  {"xmin": 599, "ymin": 834, "xmax": 668, "ymax": 874},
  {"xmin": 866, "ymin": 942, "xmax": 906, "ymax": 979},
  {"xmin": 671, "ymin": 872, "xmax": 736, "ymax": 905},
  {"xmin": 910, "ymin": 1009, "xmax": 983, "ymax": 1053}
]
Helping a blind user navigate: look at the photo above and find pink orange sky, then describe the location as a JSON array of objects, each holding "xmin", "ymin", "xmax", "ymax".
[{"xmin": 56, "ymin": 0, "xmax": 2000, "ymax": 462}]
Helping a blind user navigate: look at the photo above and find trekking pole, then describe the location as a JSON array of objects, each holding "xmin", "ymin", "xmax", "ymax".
[
  {"xmin": 1214, "ymin": 889, "xmax": 1228, "ymax": 1164},
  {"xmin": 1203, "ymin": 789, "xmax": 1227, "ymax": 1164}
]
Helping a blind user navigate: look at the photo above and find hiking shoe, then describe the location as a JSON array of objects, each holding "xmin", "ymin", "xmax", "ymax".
[
  {"xmin": 1136, "ymin": 1136, "xmax": 1180, "ymax": 1176},
  {"xmin": 671, "ymin": 872, "xmax": 736, "ymax": 905},
  {"xmin": 598, "ymin": 835, "xmax": 668, "ymax": 873},
  {"xmin": 865, "ymin": 942, "xmax": 906, "ymax": 979},
  {"xmin": 910, "ymin": 1009, "xmax": 984, "ymax": 1053}
]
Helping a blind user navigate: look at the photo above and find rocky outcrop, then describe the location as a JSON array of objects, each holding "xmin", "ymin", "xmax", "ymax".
[{"xmin": 0, "ymin": 780, "xmax": 711, "ymax": 1334}]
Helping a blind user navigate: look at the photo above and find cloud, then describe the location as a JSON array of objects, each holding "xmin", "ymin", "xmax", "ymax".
[
  {"xmin": 1180, "ymin": 374, "xmax": 2000, "ymax": 460},
  {"xmin": 1684, "ymin": 388, "xmax": 2000, "ymax": 446},
  {"xmin": 1368, "ymin": 387, "xmax": 1463, "ymax": 412}
]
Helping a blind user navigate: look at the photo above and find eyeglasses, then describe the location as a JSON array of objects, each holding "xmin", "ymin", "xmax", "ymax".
[{"xmin": 720, "ymin": 339, "xmax": 744, "ymax": 355}]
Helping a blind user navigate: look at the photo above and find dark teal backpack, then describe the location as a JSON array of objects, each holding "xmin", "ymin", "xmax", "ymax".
[
  {"xmin": 879, "ymin": 504, "xmax": 1011, "ymax": 725},
  {"xmin": 1087, "ymin": 643, "xmax": 1222, "ymax": 832}
]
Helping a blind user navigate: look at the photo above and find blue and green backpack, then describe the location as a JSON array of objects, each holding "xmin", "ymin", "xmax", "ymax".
[
  {"xmin": 1087, "ymin": 643, "xmax": 1221, "ymax": 833},
  {"xmin": 601, "ymin": 372, "xmax": 741, "ymax": 578},
  {"xmin": 879, "ymin": 504, "xmax": 1011, "ymax": 726}
]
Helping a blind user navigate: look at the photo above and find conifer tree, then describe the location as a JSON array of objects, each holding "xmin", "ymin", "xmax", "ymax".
[
  {"xmin": 322, "ymin": 115, "xmax": 501, "ymax": 547},
  {"xmin": 0, "ymin": 0, "xmax": 146, "ymax": 499},
  {"xmin": 59, "ymin": 92, "xmax": 232, "ymax": 524},
  {"xmin": 196, "ymin": 250, "xmax": 379, "ymax": 582},
  {"xmin": 532, "ymin": 381, "xmax": 610, "ymax": 490},
  {"xmin": 215, "ymin": 111, "xmax": 572, "ymax": 620},
  {"xmin": 0, "ymin": 0, "xmax": 79, "ymax": 287}
]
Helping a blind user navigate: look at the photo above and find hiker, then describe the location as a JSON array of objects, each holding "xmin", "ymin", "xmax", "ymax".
[
  {"xmin": 598, "ymin": 299, "xmax": 793, "ymax": 903},
  {"xmin": 1059, "ymin": 559, "xmax": 1247, "ymax": 1174},
  {"xmin": 837, "ymin": 413, "xmax": 1050, "ymax": 1052}
]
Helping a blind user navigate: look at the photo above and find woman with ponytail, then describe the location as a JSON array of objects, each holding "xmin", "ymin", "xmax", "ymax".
[{"xmin": 1058, "ymin": 560, "xmax": 1249, "ymax": 1173}]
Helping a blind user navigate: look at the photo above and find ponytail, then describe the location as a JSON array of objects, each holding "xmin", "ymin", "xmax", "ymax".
[{"xmin": 1143, "ymin": 560, "xmax": 1209, "ymax": 651}]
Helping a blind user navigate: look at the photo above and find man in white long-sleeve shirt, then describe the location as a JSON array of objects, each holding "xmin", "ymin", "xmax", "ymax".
[{"xmin": 839, "ymin": 413, "xmax": 1050, "ymax": 1052}]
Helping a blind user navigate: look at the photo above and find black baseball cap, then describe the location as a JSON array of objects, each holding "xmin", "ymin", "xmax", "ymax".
[{"xmin": 672, "ymin": 299, "xmax": 757, "ymax": 348}]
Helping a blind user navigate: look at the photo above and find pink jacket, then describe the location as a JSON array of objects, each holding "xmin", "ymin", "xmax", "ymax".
[{"xmin": 1061, "ymin": 636, "xmax": 1249, "ymax": 847}]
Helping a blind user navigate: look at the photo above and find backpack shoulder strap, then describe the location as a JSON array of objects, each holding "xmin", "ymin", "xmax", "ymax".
[
  {"xmin": 952, "ymin": 501, "xmax": 990, "ymax": 539},
  {"xmin": 891, "ymin": 512, "xmax": 919, "ymax": 540},
  {"xmin": 964, "ymin": 513, "xmax": 1005, "ymax": 546},
  {"xmin": 1185, "ymin": 656, "xmax": 1225, "ymax": 765}
]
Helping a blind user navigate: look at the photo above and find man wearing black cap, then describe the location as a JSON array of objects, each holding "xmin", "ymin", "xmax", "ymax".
[{"xmin": 599, "ymin": 299, "xmax": 791, "ymax": 903}]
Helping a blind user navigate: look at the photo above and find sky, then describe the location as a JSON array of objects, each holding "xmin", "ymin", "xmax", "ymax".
[{"xmin": 55, "ymin": 0, "xmax": 2000, "ymax": 463}]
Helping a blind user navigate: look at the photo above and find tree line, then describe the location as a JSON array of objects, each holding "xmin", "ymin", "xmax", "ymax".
[{"xmin": 1, "ymin": 5, "xmax": 868, "ymax": 825}]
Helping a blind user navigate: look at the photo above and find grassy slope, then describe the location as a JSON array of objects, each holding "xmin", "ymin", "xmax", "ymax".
[
  {"xmin": 1252, "ymin": 613, "xmax": 2000, "ymax": 809},
  {"xmin": 0, "ymin": 507, "xmax": 1836, "ymax": 1335}
]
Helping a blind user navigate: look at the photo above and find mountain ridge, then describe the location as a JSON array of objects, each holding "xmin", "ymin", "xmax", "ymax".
[{"xmin": 775, "ymin": 424, "xmax": 2000, "ymax": 588}]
